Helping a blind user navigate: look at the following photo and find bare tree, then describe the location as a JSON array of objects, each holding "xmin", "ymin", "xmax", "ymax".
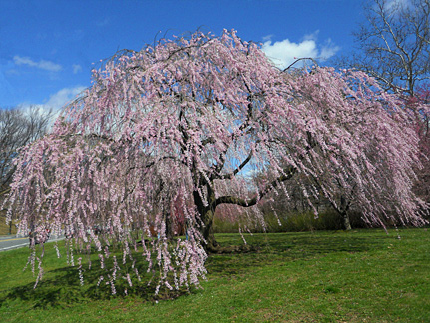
[
  {"xmin": 347, "ymin": 0, "xmax": 430, "ymax": 96},
  {"xmin": 0, "ymin": 106, "xmax": 52, "ymax": 234},
  {"xmin": 0, "ymin": 106, "xmax": 52, "ymax": 197}
]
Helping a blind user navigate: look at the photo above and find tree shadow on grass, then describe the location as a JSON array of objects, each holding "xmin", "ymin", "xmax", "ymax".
[
  {"xmin": 0, "ymin": 230, "xmax": 391, "ymax": 309},
  {"xmin": 0, "ymin": 255, "xmax": 190, "ymax": 309},
  {"xmin": 206, "ymin": 231, "xmax": 390, "ymax": 276}
]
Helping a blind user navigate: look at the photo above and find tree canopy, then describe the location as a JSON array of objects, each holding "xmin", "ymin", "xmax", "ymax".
[{"xmin": 4, "ymin": 30, "xmax": 426, "ymax": 294}]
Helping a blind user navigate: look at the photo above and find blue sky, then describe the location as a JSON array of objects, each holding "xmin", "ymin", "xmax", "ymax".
[{"xmin": 0, "ymin": 0, "xmax": 365, "ymax": 112}]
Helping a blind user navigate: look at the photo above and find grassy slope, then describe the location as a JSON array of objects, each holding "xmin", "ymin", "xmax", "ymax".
[
  {"xmin": 0, "ymin": 228, "xmax": 429, "ymax": 322},
  {"xmin": 0, "ymin": 214, "xmax": 17, "ymax": 236}
]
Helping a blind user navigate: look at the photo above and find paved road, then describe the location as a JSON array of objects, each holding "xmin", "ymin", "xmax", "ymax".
[
  {"xmin": 0, "ymin": 236, "xmax": 29, "ymax": 251},
  {"xmin": 0, "ymin": 235, "xmax": 64, "ymax": 252}
]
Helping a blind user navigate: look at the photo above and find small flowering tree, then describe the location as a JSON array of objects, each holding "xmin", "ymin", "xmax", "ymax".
[{"xmin": 4, "ymin": 30, "xmax": 426, "ymax": 294}]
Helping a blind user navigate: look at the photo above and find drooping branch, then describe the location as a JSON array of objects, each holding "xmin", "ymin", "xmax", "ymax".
[
  {"xmin": 218, "ymin": 150, "xmax": 253, "ymax": 181},
  {"xmin": 214, "ymin": 129, "xmax": 317, "ymax": 209},
  {"xmin": 214, "ymin": 164, "xmax": 296, "ymax": 208},
  {"xmin": 283, "ymin": 57, "xmax": 318, "ymax": 72}
]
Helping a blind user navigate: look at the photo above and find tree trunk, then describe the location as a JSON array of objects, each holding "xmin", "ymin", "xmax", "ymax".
[
  {"xmin": 192, "ymin": 186, "xmax": 257, "ymax": 254},
  {"xmin": 343, "ymin": 211, "xmax": 352, "ymax": 231},
  {"xmin": 164, "ymin": 210, "xmax": 174, "ymax": 240},
  {"xmin": 340, "ymin": 195, "xmax": 352, "ymax": 231},
  {"xmin": 193, "ymin": 190, "xmax": 220, "ymax": 253}
]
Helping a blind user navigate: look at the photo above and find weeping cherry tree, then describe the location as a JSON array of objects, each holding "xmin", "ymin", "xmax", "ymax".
[{"xmin": 4, "ymin": 30, "xmax": 426, "ymax": 294}]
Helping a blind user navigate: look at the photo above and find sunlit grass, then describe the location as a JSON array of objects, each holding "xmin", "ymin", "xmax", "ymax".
[{"xmin": 0, "ymin": 228, "xmax": 429, "ymax": 322}]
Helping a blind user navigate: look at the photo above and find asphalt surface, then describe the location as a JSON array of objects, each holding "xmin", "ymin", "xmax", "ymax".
[
  {"xmin": 0, "ymin": 235, "xmax": 64, "ymax": 252},
  {"xmin": 0, "ymin": 235, "xmax": 29, "ymax": 251}
]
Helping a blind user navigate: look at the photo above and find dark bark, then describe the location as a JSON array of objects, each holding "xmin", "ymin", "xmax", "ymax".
[
  {"xmin": 340, "ymin": 195, "xmax": 352, "ymax": 231},
  {"xmin": 193, "ymin": 189, "xmax": 220, "ymax": 252},
  {"xmin": 342, "ymin": 211, "xmax": 352, "ymax": 231},
  {"xmin": 164, "ymin": 210, "xmax": 174, "ymax": 240}
]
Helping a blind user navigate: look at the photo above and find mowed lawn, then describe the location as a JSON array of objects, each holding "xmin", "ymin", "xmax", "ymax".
[{"xmin": 0, "ymin": 228, "xmax": 429, "ymax": 322}]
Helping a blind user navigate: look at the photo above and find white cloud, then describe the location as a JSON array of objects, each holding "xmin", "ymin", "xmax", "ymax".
[
  {"xmin": 73, "ymin": 64, "xmax": 82, "ymax": 74},
  {"xmin": 303, "ymin": 30, "xmax": 319, "ymax": 41},
  {"xmin": 44, "ymin": 86, "xmax": 86, "ymax": 111},
  {"xmin": 262, "ymin": 34, "xmax": 274, "ymax": 42},
  {"xmin": 320, "ymin": 39, "xmax": 341, "ymax": 61},
  {"xmin": 262, "ymin": 31, "xmax": 340, "ymax": 70},
  {"xmin": 383, "ymin": 0, "xmax": 410, "ymax": 10},
  {"xmin": 262, "ymin": 39, "xmax": 318, "ymax": 70},
  {"xmin": 13, "ymin": 56, "xmax": 63, "ymax": 72},
  {"xmin": 18, "ymin": 86, "xmax": 86, "ymax": 126}
]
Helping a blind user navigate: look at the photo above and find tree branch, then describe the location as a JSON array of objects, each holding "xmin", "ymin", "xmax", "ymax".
[
  {"xmin": 219, "ymin": 150, "xmax": 253, "ymax": 181},
  {"xmin": 214, "ymin": 164, "xmax": 296, "ymax": 208}
]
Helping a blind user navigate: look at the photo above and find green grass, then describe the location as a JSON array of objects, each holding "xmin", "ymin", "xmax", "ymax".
[{"xmin": 1, "ymin": 228, "xmax": 429, "ymax": 322}]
